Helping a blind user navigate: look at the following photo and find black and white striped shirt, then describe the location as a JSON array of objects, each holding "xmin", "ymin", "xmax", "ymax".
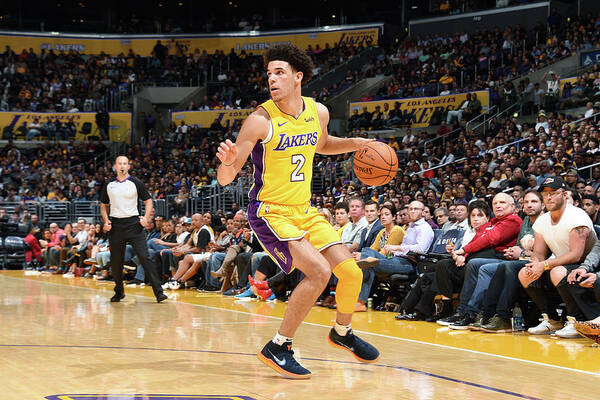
[{"xmin": 100, "ymin": 175, "xmax": 150, "ymax": 218}]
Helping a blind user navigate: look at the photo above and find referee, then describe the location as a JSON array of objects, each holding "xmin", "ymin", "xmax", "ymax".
[{"xmin": 100, "ymin": 155, "xmax": 168, "ymax": 303}]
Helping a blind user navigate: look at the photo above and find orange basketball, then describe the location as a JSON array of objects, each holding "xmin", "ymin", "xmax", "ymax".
[{"xmin": 353, "ymin": 141, "xmax": 398, "ymax": 186}]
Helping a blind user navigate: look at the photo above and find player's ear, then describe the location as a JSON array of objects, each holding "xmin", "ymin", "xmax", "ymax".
[{"xmin": 296, "ymin": 70, "xmax": 303, "ymax": 83}]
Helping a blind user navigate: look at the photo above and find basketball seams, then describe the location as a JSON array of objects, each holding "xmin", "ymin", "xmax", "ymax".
[
  {"xmin": 386, "ymin": 143, "xmax": 398, "ymax": 169},
  {"xmin": 367, "ymin": 142, "xmax": 393, "ymax": 167},
  {"xmin": 384, "ymin": 142, "xmax": 396, "ymax": 184},
  {"xmin": 353, "ymin": 157, "xmax": 387, "ymax": 170}
]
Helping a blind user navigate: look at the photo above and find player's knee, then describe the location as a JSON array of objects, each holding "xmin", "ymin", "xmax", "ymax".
[
  {"xmin": 313, "ymin": 264, "xmax": 331, "ymax": 286},
  {"xmin": 302, "ymin": 261, "xmax": 329, "ymax": 284},
  {"xmin": 333, "ymin": 258, "xmax": 362, "ymax": 284},
  {"xmin": 333, "ymin": 259, "xmax": 362, "ymax": 314}
]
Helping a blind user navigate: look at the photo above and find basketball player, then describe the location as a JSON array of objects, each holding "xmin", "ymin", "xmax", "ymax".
[{"xmin": 216, "ymin": 44, "xmax": 380, "ymax": 379}]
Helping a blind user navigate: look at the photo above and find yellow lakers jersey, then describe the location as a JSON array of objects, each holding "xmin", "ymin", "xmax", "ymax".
[{"xmin": 249, "ymin": 97, "xmax": 322, "ymax": 205}]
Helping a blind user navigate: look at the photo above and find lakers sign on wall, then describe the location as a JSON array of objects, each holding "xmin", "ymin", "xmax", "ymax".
[
  {"xmin": 349, "ymin": 90, "xmax": 490, "ymax": 128},
  {"xmin": 172, "ymin": 109, "xmax": 254, "ymax": 131},
  {"xmin": 0, "ymin": 24, "xmax": 381, "ymax": 56},
  {"xmin": 0, "ymin": 112, "xmax": 132, "ymax": 143}
]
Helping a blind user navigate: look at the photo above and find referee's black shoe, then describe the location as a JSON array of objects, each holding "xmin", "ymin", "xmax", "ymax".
[
  {"xmin": 110, "ymin": 293, "xmax": 125, "ymax": 302},
  {"xmin": 156, "ymin": 292, "xmax": 168, "ymax": 303}
]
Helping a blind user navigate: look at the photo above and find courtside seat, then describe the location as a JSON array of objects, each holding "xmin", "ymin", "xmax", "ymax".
[
  {"xmin": 0, "ymin": 237, "xmax": 5, "ymax": 267},
  {"xmin": 4, "ymin": 236, "xmax": 27, "ymax": 269}
]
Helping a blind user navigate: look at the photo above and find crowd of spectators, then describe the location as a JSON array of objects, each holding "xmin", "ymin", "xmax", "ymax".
[
  {"xmin": 3, "ymin": 83, "xmax": 600, "ymax": 224},
  {"xmin": 348, "ymin": 11, "xmax": 600, "ymax": 111},
  {"xmin": 0, "ymin": 43, "xmax": 251, "ymax": 113},
  {"xmin": 0, "ymin": 39, "xmax": 376, "ymax": 115},
  {"xmin": 4, "ymin": 10, "xmax": 597, "ymax": 134}
]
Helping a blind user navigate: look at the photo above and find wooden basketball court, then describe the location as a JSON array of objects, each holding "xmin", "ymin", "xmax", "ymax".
[{"xmin": 1, "ymin": 270, "xmax": 599, "ymax": 400}]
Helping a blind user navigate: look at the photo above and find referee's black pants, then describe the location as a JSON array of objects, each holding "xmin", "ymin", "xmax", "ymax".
[{"xmin": 109, "ymin": 217, "xmax": 163, "ymax": 298}]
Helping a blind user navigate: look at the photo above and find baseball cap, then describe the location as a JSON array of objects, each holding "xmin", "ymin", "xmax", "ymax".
[
  {"xmin": 183, "ymin": 217, "xmax": 192, "ymax": 224},
  {"xmin": 538, "ymin": 176, "xmax": 566, "ymax": 192},
  {"xmin": 566, "ymin": 167, "xmax": 578, "ymax": 175}
]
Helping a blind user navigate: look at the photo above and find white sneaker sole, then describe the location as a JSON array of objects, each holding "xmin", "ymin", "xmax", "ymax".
[
  {"xmin": 527, "ymin": 330, "xmax": 556, "ymax": 335},
  {"xmin": 448, "ymin": 325, "xmax": 470, "ymax": 330},
  {"xmin": 553, "ymin": 332, "xmax": 582, "ymax": 339}
]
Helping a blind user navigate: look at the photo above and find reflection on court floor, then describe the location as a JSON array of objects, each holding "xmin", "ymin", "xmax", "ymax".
[{"xmin": 1, "ymin": 271, "xmax": 599, "ymax": 400}]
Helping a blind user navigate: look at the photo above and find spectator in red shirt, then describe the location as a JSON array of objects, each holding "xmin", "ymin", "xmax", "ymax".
[
  {"xmin": 24, "ymin": 225, "xmax": 42, "ymax": 265},
  {"xmin": 46, "ymin": 223, "xmax": 66, "ymax": 269},
  {"xmin": 437, "ymin": 193, "xmax": 522, "ymax": 327},
  {"xmin": 437, "ymin": 121, "xmax": 451, "ymax": 136}
]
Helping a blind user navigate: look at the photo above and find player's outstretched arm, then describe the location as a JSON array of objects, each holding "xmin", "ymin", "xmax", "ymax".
[
  {"xmin": 315, "ymin": 102, "xmax": 373, "ymax": 155},
  {"xmin": 217, "ymin": 108, "xmax": 269, "ymax": 186}
]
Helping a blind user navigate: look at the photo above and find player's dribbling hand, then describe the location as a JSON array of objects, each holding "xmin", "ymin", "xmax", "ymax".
[
  {"xmin": 217, "ymin": 139, "xmax": 237, "ymax": 166},
  {"xmin": 353, "ymin": 137, "xmax": 376, "ymax": 150},
  {"xmin": 104, "ymin": 221, "xmax": 112, "ymax": 232}
]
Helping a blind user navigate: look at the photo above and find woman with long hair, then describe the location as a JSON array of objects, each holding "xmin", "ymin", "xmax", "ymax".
[{"xmin": 353, "ymin": 204, "xmax": 405, "ymax": 311}]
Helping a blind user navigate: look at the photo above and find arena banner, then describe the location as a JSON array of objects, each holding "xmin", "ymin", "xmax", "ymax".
[
  {"xmin": 581, "ymin": 49, "xmax": 600, "ymax": 68},
  {"xmin": 172, "ymin": 109, "xmax": 254, "ymax": 130},
  {"xmin": 349, "ymin": 90, "xmax": 490, "ymax": 128},
  {"xmin": 0, "ymin": 24, "xmax": 381, "ymax": 56},
  {"xmin": 558, "ymin": 76, "xmax": 578, "ymax": 96},
  {"xmin": 0, "ymin": 111, "xmax": 132, "ymax": 143}
]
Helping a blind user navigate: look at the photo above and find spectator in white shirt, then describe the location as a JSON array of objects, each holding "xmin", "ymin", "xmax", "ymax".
[
  {"xmin": 440, "ymin": 145, "xmax": 456, "ymax": 165},
  {"xmin": 535, "ymin": 111, "xmax": 549, "ymax": 134},
  {"xmin": 340, "ymin": 197, "xmax": 368, "ymax": 252},
  {"xmin": 585, "ymin": 102, "xmax": 595, "ymax": 119},
  {"xmin": 446, "ymin": 93, "xmax": 471, "ymax": 124}
]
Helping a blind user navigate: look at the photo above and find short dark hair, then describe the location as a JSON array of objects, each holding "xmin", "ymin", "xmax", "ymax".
[
  {"xmin": 214, "ymin": 225, "xmax": 227, "ymax": 235},
  {"xmin": 568, "ymin": 189, "xmax": 582, "ymax": 205},
  {"xmin": 582, "ymin": 194, "xmax": 600, "ymax": 205},
  {"xmin": 379, "ymin": 203, "xmax": 397, "ymax": 217},
  {"xmin": 365, "ymin": 200, "xmax": 378, "ymax": 208},
  {"xmin": 523, "ymin": 189, "xmax": 543, "ymax": 202},
  {"xmin": 454, "ymin": 200, "xmax": 468, "ymax": 208},
  {"xmin": 334, "ymin": 201, "xmax": 349, "ymax": 213},
  {"xmin": 264, "ymin": 44, "xmax": 315, "ymax": 82},
  {"xmin": 467, "ymin": 200, "xmax": 492, "ymax": 227}
]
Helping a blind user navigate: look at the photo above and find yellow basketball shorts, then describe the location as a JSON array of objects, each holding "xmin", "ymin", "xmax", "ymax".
[{"xmin": 247, "ymin": 200, "xmax": 341, "ymax": 273}]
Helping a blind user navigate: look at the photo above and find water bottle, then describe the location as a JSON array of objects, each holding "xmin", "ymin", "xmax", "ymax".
[{"xmin": 511, "ymin": 305, "xmax": 523, "ymax": 332}]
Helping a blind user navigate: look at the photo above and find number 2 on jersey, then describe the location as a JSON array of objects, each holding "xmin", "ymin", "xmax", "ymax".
[{"xmin": 290, "ymin": 154, "xmax": 305, "ymax": 182}]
